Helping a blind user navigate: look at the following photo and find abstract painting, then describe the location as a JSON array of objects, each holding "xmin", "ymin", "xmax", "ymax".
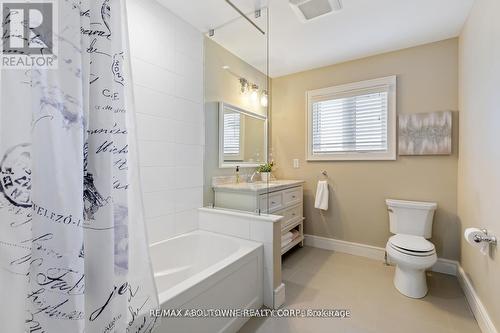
[{"xmin": 399, "ymin": 111, "xmax": 452, "ymax": 155}]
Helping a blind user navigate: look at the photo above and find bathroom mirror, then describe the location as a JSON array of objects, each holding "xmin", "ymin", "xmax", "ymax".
[{"xmin": 219, "ymin": 102, "xmax": 267, "ymax": 168}]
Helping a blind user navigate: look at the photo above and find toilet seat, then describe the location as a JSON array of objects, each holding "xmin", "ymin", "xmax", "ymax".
[{"xmin": 388, "ymin": 234, "xmax": 435, "ymax": 257}]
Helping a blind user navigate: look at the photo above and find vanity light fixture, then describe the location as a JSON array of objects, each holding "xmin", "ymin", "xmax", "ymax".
[{"xmin": 237, "ymin": 75, "xmax": 266, "ymax": 107}]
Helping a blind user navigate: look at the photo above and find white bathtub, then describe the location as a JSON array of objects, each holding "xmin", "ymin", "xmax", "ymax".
[{"xmin": 150, "ymin": 230, "xmax": 263, "ymax": 333}]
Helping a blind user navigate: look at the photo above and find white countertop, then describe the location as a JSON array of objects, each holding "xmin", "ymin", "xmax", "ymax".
[{"xmin": 212, "ymin": 179, "xmax": 304, "ymax": 194}]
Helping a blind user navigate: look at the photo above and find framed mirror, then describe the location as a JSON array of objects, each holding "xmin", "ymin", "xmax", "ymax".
[{"xmin": 219, "ymin": 102, "xmax": 267, "ymax": 168}]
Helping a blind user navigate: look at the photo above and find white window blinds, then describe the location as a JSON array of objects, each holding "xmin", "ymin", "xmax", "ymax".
[
  {"xmin": 223, "ymin": 112, "xmax": 241, "ymax": 155},
  {"xmin": 312, "ymin": 90, "xmax": 389, "ymax": 154}
]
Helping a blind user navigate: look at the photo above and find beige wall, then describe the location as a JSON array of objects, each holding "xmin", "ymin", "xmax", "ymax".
[
  {"xmin": 271, "ymin": 39, "xmax": 459, "ymax": 260},
  {"xmin": 204, "ymin": 38, "xmax": 269, "ymax": 205},
  {"xmin": 459, "ymin": 0, "xmax": 500, "ymax": 327}
]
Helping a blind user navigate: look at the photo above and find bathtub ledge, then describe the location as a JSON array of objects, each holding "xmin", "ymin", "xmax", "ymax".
[{"xmin": 198, "ymin": 207, "xmax": 282, "ymax": 223}]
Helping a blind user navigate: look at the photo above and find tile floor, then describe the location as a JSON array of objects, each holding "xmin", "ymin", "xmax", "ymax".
[{"xmin": 239, "ymin": 246, "xmax": 480, "ymax": 333}]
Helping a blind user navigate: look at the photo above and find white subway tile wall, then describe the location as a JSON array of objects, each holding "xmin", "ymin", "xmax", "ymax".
[{"xmin": 127, "ymin": 0, "xmax": 204, "ymax": 244}]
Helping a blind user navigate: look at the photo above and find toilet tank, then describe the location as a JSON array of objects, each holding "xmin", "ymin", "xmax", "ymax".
[{"xmin": 386, "ymin": 199, "xmax": 437, "ymax": 238}]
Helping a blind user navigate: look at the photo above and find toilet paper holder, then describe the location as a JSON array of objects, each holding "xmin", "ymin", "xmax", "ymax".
[{"xmin": 473, "ymin": 229, "xmax": 497, "ymax": 245}]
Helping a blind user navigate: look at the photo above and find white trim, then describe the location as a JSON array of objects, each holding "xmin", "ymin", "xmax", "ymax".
[
  {"xmin": 303, "ymin": 234, "xmax": 457, "ymax": 276},
  {"xmin": 305, "ymin": 75, "xmax": 397, "ymax": 161},
  {"xmin": 457, "ymin": 266, "xmax": 499, "ymax": 333},
  {"xmin": 304, "ymin": 234, "xmax": 385, "ymax": 260},
  {"xmin": 431, "ymin": 257, "xmax": 458, "ymax": 276}
]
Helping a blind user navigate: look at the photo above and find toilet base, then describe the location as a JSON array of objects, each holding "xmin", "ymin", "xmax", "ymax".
[{"xmin": 394, "ymin": 265, "xmax": 428, "ymax": 299}]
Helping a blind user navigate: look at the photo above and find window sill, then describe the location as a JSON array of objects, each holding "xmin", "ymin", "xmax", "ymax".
[{"xmin": 306, "ymin": 152, "xmax": 397, "ymax": 161}]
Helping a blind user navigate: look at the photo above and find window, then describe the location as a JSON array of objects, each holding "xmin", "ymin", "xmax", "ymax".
[
  {"xmin": 306, "ymin": 76, "xmax": 396, "ymax": 160},
  {"xmin": 223, "ymin": 111, "xmax": 242, "ymax": 159}
]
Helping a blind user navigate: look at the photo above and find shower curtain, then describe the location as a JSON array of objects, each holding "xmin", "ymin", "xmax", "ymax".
[{"xmin": 0, "ymin": 1, "xmax": 159, "ymax": 332}]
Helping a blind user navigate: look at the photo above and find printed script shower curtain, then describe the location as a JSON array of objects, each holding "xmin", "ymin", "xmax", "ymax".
[{"xmin": 0, "ymin": 1, "xmax": 159, "ymax": 332}]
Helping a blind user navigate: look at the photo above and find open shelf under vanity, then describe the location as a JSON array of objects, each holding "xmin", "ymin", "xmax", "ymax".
[{"xmin": 281, "ymin": 219, "xmax": 304, "ymax": 255}]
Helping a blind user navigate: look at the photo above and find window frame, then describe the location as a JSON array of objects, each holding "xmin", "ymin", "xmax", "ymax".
[{"xmin": 306, "ymin": 76, "xmax": 397, "ymax": 161}]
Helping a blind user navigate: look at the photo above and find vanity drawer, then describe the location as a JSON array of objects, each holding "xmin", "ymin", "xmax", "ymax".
[
  {"xmin": 279, "ymin": 204, "xmax": 303, "ymax": 231},
  {"xmin": 283, "ymin": 187, "xmax": 303, "ymax": 206},
  {"xmin": 259, "ymin": 192, "xmax": 283, "ymax": 213}
]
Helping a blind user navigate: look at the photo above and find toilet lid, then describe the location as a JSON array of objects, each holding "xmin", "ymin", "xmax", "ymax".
[{"xmin": 389, "ymin": 234, "xmax": 435, "ymax": 253}]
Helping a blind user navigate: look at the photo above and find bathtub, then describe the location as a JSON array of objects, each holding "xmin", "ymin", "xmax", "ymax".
[{"xmin": 150, "ymin": 230, "xmax": 264, "ymax": 333}]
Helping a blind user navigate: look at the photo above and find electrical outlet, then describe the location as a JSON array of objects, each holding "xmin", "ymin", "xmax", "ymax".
[{"xmin": 293, "ymin": 159, "xmax": 300, "ymax": 169}]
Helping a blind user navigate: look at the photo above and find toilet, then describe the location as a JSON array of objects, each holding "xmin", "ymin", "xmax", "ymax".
[{"xmin": 385, "ymin": 199, "xmax": 438, "ymax": 298}]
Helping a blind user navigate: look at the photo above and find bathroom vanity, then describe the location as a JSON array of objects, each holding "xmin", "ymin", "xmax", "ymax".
[
  {"xmin": 213, "ymin": 102, "xmax": 304, "ymax": 255},
  {"xmin": 213, "ymin": 180, "xmax": 305, "ymax": 255}
]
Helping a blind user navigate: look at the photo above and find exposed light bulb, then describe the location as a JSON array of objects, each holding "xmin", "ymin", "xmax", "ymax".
[
  {"xmin": 250, "ymin": 84, "xmax": 259, "ymax": 102},
  {"xmin": 260, "ymin": 90, "xmax": 268, "ymax": 107},
  {"xmin": 251, "ymin": 90, "xmax": 259, "ymax": 102}
]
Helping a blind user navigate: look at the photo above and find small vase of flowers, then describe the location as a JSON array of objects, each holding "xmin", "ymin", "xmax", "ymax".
[{"xmin": 257, "ymin": 162, "xmax": 274, "ymax": 182}]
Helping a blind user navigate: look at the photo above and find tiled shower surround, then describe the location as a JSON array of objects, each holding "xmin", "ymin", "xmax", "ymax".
[{"xmin": 127, "ymin": 0, "xmax": 204, "ymax": 244}]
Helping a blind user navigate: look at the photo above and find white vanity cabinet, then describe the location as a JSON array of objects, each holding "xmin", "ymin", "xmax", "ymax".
[{"xmin": 213, "ymin": 180, "xmax": 305, "ymax": 255}]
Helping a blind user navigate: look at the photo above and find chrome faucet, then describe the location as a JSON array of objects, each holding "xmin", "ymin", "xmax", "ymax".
[{"xmin": 248, "ymin": 171, "xmax": 259, "ymax": 183}]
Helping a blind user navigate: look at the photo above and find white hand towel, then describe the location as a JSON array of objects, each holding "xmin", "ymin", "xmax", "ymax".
[
  {"xmin": 281, "ymin": 232, "xmax": 293, "ymax": 242},
  {"xmin": 281, "ymin": 232, "xmax": 294, "ymax": 247},
  {"xmin": 291, "ymin": 229, "xmax": 300, "ymax": 240},
  {"xmin": 314, "ymin": 180, "xmax": 329, "ymax": 210}
]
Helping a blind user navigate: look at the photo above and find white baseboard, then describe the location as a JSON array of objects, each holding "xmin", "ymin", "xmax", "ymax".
[
  {"xmin": 304, "ymin": 234, "xmax": 386, "ymax": 261},
  {"xmin": 457, "ymin": 266, "xmax": 498, "ymax": 333},
  {"xmin": 431, "ymin": 257, "xmax": 459, "ymax": 276},
  {"xmin": 303, "ymin": 234, "xmax": 457, "ymax": 275}
]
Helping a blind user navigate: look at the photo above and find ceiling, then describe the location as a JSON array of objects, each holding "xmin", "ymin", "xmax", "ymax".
[{"xmin": 156, "ymin": 0, "xmax": 475, "ymax": 78}]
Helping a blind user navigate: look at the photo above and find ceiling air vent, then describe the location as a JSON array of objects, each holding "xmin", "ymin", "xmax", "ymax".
[{"xmin": 289, "ymin": 0, "xmax": 342, "ymax": 22}]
